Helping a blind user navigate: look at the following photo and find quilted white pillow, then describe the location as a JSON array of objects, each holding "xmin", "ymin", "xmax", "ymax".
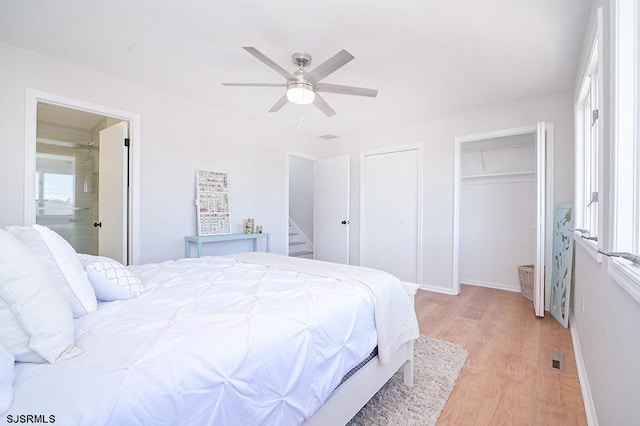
[
  {"xmin": 0, "ymin": 230, "xmax": 81, "ymax": 364},
  {"xmin": 0, "ymin": 343, "xmax": 13, "ymax": 414},
  {"xmin": 78, "ymin": 254, "xmax": 143, "ymax": 301},
  {"xmin": 6, "ymin": 225, "xmax": 97, "ymax": 317}
]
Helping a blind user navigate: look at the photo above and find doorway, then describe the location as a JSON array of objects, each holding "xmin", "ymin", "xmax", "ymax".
[
  {"xmin": 453, "ymin": 123, "xmax": 553, "ymax": 317},
  {"xmin": 286, "ymin": 153, "xmax": 351, "ymax": 264},
  {"xmin": 288, "ymin": 154, "xmax": 315, "ymax": 259},
  {"xmin": 25, "ymin": 90, "xmax": 141, "ymax": 264}
]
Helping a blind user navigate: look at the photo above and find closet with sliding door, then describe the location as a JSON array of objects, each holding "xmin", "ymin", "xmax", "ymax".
[{"xmin": 459, "ymin": 132, "xmax": 537, "ymax": 292}]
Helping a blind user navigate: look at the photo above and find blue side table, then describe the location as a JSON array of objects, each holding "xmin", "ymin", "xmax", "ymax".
[{"xmin": 185, "ymin": 233, "xmax": 271, "ymax": 258}]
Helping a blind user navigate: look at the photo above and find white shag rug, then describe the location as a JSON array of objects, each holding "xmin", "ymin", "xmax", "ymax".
[{"xmin": 347, "ymin": 335, "xmax": 468, "ymax": 426}]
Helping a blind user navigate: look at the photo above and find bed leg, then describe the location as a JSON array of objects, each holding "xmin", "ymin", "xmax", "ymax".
[{"xmin": 403, "ymin": 339, "xmax": 415, "ymax": 387}]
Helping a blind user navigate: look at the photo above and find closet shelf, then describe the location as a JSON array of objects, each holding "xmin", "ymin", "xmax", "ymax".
[{"xmin": 461, "ymin": 171, "xmax": 535, "ymax": 180}]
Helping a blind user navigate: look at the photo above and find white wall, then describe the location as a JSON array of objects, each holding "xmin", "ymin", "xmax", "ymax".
[
  {"xmin": 0, "ymin": 42, "xmax": 330, "ymax": 263},
  {"xmin": 460, "ymin": 180, "xmax": 536, "ymax": 291},
  {"xmin": 570, "ymin": 1, "xmax": 640, "ymax": 424},
  {"xmin": 325, "ymin": 92, "xmax": 574, "ymax": 292},
  {"xmin": 288, "ymin": 156, "xmax": 314, "ymax": 242}
]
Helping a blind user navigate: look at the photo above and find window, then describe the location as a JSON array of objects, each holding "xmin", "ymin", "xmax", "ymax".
[
  {"xmin": 574, "ymin": 30, "xmax": 602, "ymax": 254},
  {"xmin": 35, "ymin": 153, "xmax": 76, "ymax": 216},
  {"xmin": 610, "ymin": 0, "xmax": 640, "ymax": 302}
]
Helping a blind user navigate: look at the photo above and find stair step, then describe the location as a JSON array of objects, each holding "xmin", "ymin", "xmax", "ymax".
[
  {"xmin": 290, "ymin": 250, "xmax": 313, "ymax": 257},
  {"xmin": 289, "ymin": 232, "xmax": 298, "ymax": 236},
  {"xmin": 289, "ymin": 241, "xmax": 305, "ymax": 246}
]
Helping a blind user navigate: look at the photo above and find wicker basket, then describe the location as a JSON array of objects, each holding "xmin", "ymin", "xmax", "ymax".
[{"xmin": 517, "ymin": 264, "xmax": 534, "ymax": 301}]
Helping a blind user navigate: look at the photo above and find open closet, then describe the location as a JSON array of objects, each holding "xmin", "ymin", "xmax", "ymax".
[
  {"xmin": 453, "ymin": 123, "xmax": 549, "ymax": 316},
  {"xmin": 459, "ymin": 133, "xmax": 536, "ymax": 291}
]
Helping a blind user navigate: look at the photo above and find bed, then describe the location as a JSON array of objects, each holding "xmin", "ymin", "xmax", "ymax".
[{"xmin": 0, "ymin": 227, "xmax": 419, "ymax": 425}]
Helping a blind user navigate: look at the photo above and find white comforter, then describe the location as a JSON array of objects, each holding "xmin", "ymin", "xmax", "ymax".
[
  {"xmin": 229, "ymin": 252, "xmax": 419, "ymax": 364},
  {"xmin": 7, "ymin": 254, "xmax": 417, "ymax": 425}
]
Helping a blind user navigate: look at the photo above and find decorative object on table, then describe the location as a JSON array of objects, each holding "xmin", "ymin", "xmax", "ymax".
[
  {"xmin": 256, "ymin": 226, "xmax": 263, "ymax": 234},
  {"xmin": 245, "ymin": 218, "xmax": 254, "ymax": 234},
  {"xmin": 549, "ymin": 204, "xmax": 574, "ymax": 328},
  {"xmin": 195, "ymin": 170, "xmax": 230, "ymax": 236}
]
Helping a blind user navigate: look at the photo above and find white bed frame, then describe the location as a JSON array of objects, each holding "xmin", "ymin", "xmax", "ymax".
[{"xmin": 304, "ymin": 285, "xmax": 417, "ymax": 426}]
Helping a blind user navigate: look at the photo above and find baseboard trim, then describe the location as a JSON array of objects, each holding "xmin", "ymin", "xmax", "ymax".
[
  {"xmin": 418, "ymin": 283, "xmax": 457, "ymax": 295},
  {"xmin": 570, "ymin": 314, "xmax": 599, "ymax": 426},
  {"xmin": 460, "ymin": 278, "xmax": 520, "ymax": 293}
]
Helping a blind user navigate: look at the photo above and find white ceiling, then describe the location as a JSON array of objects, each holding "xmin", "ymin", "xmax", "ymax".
[{"xmin": 0, "ymin": 0, "xmax": 591, "ymax": 139}]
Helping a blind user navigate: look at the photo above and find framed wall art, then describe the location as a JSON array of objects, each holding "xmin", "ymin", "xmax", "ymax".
[{"xmin": 196, "ymin": 170, "xmax": 230, "ymax": 236}]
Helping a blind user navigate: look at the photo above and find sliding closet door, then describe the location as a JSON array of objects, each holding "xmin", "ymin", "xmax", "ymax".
[{"xmin": 361, "ymin": 147, "xmax": 421, "ymax": 283}]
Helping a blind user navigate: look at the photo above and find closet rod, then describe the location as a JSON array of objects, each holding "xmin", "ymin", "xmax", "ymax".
[
  {"xmin": 461, "ymin": 171, "xmax": 535, "ymax": 179},
  {"xmin": 462, "ymin": 142, "xmax": 534, "ymax": 154}
]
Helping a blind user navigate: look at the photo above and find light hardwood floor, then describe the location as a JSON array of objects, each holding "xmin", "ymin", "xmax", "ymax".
[{"xmin": 415, "ymin": 285, "xmax": 587, "ymax": 425}]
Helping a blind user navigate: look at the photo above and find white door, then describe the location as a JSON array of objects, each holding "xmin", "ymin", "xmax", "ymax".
[
  {"xmin": 534, "ymin": 122, "xmax": 546, "ymax": 317},
  {"xmin": 98, "ymin": 122, "xmax": 128, "ymax": 264},
  {"xmin": 314, "ymin": 156, "xmax": 350, "ymax": 264},
  {"xmin": 361, "ymin": 148, "xmax": 420, "ymax": 283}
]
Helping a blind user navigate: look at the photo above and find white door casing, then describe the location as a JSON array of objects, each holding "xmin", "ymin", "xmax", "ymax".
[
  {"xmin": 24, "ymin": 89, "xmax": 141, "ymax": 264},
  {"xmin": 98, "ymin": 122, "xmax": 128, "ymax": 264},
  {"xmin": 314, "ymin": 155, "xmax": 350, "ymax": 264},
  {"xmin": 360, "ymin": 146, "xmax": 422, "ymax": 283}
]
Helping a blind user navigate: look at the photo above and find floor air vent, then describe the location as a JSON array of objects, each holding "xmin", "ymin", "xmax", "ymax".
[{"xmin": 548, "ymin": 351, "xmax": 565, "ymax": 372}]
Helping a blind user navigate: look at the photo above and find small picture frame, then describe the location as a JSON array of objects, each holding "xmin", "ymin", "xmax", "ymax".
[{"xmin": 245, "ymin": 218, "xmax": 254, "ymax": 234}]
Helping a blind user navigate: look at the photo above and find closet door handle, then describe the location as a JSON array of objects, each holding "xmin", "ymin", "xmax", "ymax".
[
  {"xmin": 341, "ymin": 220, "xmax": 350, "ymax": 225},
  {"xmin": 93, "ymin": 222, "xmax": 102, "ymax": 228}
]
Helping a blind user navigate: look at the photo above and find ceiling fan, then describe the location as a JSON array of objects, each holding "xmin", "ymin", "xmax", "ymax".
[{"xmin": 222, "ymin": 47, "xmax": 378, "ymax": 117}]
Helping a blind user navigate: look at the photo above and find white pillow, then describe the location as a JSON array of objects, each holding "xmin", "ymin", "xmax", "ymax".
[
  {"xmin": 0, "ymin": 343, "xmax": 14, "ymax": 415},
  {"xmin": 0, "ymin": 230, "xmax": 81, "ymax": 363},
  {"xmin": 78, "ymin": 254, "xmax": 143, "ymax": 301},
  {"xmin": 6, "ymin": 225, "xmax": 97, "ymax": 317}
]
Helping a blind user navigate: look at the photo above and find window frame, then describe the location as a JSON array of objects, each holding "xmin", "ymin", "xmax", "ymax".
[
  {"xmin": 609, "ymin": 0, "xmax": 640, "ymax": 304},
  {"xmin": 574, "ymin": 22, "xmax": 604, "ymax": 261}
]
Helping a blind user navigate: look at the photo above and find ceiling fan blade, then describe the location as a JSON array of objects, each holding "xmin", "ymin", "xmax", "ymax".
[
  {"xmin": 306, "ymin": 49, "xmax": 355, "ymax": 83},
  {"xmin": 313, "ymin": 94, "xmax": 336, "ymax": 117},
  {"xmin": 222, "ymin": 83, "xmax": 286, "ymax": 87},
  {"xmin": 268, "ymin": 94, "xmax": 289, "ymax": 113},
  {"xmin": 242, "ymin": 47, "xmax": 295, "ymax": 80},
  {"xmin": 316, "ymin": 83, "xmax": 378, "ymax": 97}
]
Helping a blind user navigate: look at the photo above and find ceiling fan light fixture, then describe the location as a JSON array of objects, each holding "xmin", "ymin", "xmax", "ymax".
[{"xmin": 286, "ymin": 82, "xmax": 316, "ymax": 105}]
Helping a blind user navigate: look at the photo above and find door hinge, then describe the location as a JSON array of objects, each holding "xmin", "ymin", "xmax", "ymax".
[
  {"xmin": 591, "ymin": 109, "xmax": 599, "ymax": 127},
  {"xmin": 124, "ymin": 138, "xmax": 130, "ymax": 147}
]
